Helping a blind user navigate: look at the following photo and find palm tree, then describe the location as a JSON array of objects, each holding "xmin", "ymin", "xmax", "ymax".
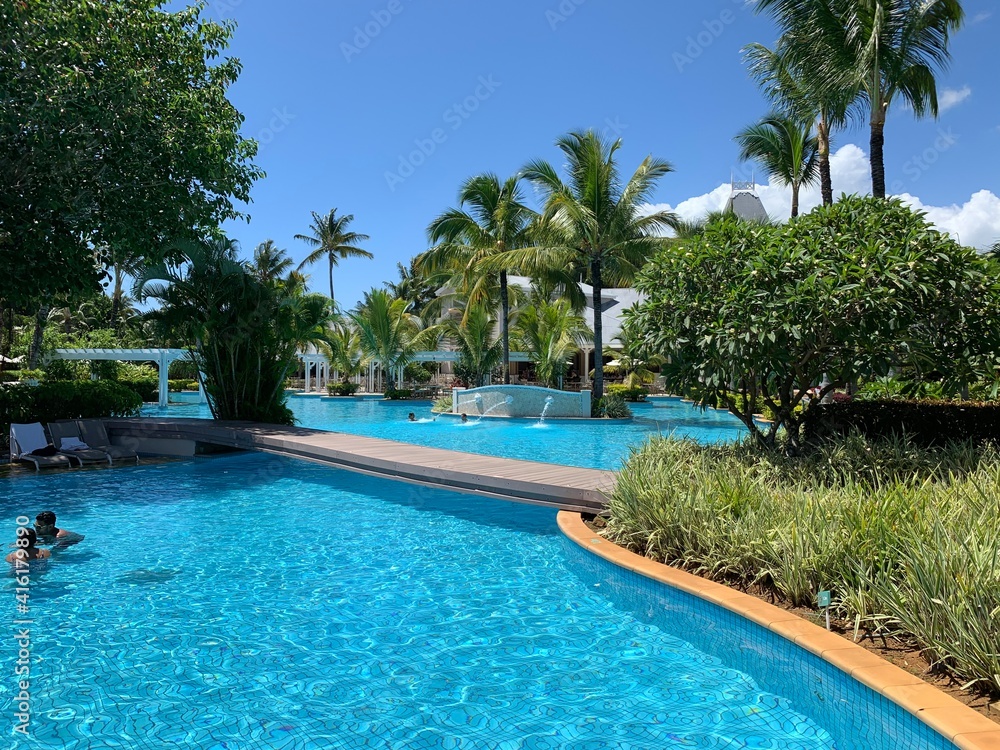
[
  {"xmin": 252, "ymin": 240, "xmax": 294, "ymax": 283},
  {"xmin": 743, "ymin": 39, "xmax": 856, "ymax": 206},
  {"xmin": 295, "ymin": 209, "xmax": 373, "ymax": 304},
  {"xmin": 437, "ymin": 303, "xmax": 503, "ymax": 388},
  {"xmin": 349, "ymin": 289, "xmax": 423, "ymax": 392},
  {"xmin": 498, "ymin": 130, "xmax": 677, "ymax": 402},
  {"xmin": 755, "ymin": 0, "xmax": 965, "ymax": 199},
  {"xmin": 106, "ymin": 242, "xmax": 146, "ymax": 328},
  {"xmin": 512, "ymin": 298, "xmax": 591, "ymax": 389},
  {"xmin": 735, "ymin": 114, "xmax": 820, "ymax": 218},
  {"xmin": 420, "ymin": 173, "xmax": 536, "ymax": 385}
]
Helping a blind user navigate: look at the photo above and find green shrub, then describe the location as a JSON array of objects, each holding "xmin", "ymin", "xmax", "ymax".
[
  {"xmin": 43, "ymin": 358, "xmax": 85, "ymax": 380},
  {"xmin": 432, "ymin": 395, "xmax": 453, "ymax": 413},
  {"xmin": 383, "ymin": 388, "xmax": 413, "ymax": 400},
  {"xmin": 18, "ymin": 369, "xmax": 45, "ymax": 383},
  {"xmin": 115, "ymin": 378, "xmax": 159, "ymax": 402},
  {"xmin": 0, "ymin": 371, "xmax": 19, "ymax": 382},
  {"xmin": 593, "ymin": 392, "xmax": 632, "ymax": 419},
  {"xmin": 805, "ymin": 399, "xmax": 1000, "ymax": 446},
  {"xmin": 327, "ymin": 381, "xmax": 360, "ymax": 397},
  {"xmin": 605, "ymin": 434, "xmax": 1000, "ymax": 695},
  {"xmin": 606, "ymin": 384, "xmax": 648, "ymax": 402},
  {"xmin": 1, "ymin": 380, "xmax": 143, "ymax": 450}
]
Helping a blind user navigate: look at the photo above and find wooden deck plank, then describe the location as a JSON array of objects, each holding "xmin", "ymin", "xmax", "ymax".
[{"xmin": 106, "ymin": 418, "xmax": 614, "ymax": 511}]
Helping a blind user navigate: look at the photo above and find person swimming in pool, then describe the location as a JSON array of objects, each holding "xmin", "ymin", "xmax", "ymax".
[
  {"xmin": 460, "ymin": 413, "xmax": 468, "ymax": 423},
  {"xmin": 6, "ymin": 527, "xmax": 51, "ymax": 564},
  {"xmin": 34, "ymin": 511, "xmax": 84, "ymax": 545},
  {"xmin": 408, "ymin": 413, "xmax": 416, "ymax": 422}
]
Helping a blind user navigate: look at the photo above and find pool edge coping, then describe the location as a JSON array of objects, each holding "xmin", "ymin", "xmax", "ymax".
[{"xmin": 556, "ymin": 511, "xmax": 1000, "ymax": 749}]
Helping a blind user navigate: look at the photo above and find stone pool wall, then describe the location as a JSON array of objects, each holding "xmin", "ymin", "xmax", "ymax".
[{"xmin": 452, "ymin": 386, "xmax": 591, "ymax": 419}]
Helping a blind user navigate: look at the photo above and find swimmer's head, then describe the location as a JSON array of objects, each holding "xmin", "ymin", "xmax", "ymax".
[
  {"xmin": 35, "ymin": 511, "xmax": 57, "ymax": 535},
  {"xmin": 460, "ymin": 413, "xmax": 468, "ymax": 422},
  {"xmin": 408, "ymin": 413, "xmax": 416, "ymax": 421}
]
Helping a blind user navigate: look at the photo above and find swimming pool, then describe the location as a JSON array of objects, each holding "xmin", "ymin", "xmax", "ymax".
[
  {"xmin": 2, "ymin": 454, "xmax": 952, "ymax": 749},
  {"xmin": 143, "ymin": 395, "xmax": 746, "ymax": 471}
]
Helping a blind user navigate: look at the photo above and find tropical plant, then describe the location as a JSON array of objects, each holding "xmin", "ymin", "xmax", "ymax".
[
  {"xmin": 137, "ymin": 237, "xmax": 336, "ymax": 424},
  {"xmin": 421, "ymin": 173, "xmax": 537, "ymax": 384},
  {"xmin": 605, "ymin": 434, "xmax": 1000, "ymax": 695},
  {"xmin": 349, "ymin": 289, "xmax": 424, "ymax": 393},
  {"xmin": 625, "ymin": 198, "xmax": 1000, "ymax": 451},
  {"xmin": 436, "ymin": 304, "xmax": 503, "ymax": 388},
  {"xmin": 385, "ymin": 259, "xmax": 440, "ymax": 318},
  {"xmin": 324, "ymin": 322, "xmax": 366, "ymax": 384},
  {"xmin": 295, "ymin": 209, "xmax": 372, "ymax": 304},
  {"xmin": 743, "ymin": 33, "xmax": 857, "ymax": 206},
  {"xmin": 735, "ymin": 114, "xmax": 819, "ymax": 218},
  {"xmin": 496, "ymin": 130, "xmax": 677, "ymax": 402},
  {"xmin": 252, "ymin": 240, "xmax": 295, "ymax": 283},
  {"xmin": 755, "ymin": 0, "xmax": 965, "ymax": 198},
  {"xmin": 512, "ymin": 298, "xmax": 591, "ymax": 389}
]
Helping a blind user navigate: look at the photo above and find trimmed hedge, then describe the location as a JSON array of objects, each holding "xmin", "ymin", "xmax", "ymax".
[
  {"xmin": 383, "ymin": 388, "xmax": 413, "ymax": 400},
  {"xmin": 606, "ymin": 384, "xmax": 648, "ymax": 402},
  {"xmin": 116, "ymin": 378, "xmax": 159, "ymax": 402},
  {"xmin": 805, "ymin": 399, "xmax": 1000, "ymax": 446},
  {"xmin": 327, "ymin": 382, "xmax": 360, "ymax": 396},
  {"xmin": 1, "ymin": 381, "xmax": 143, "ymax": 450}
]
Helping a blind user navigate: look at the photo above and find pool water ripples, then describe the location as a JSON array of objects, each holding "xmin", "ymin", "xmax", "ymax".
[{"xmin": 0, "ymin": 454, "xmax": 952, "ymax": 749}]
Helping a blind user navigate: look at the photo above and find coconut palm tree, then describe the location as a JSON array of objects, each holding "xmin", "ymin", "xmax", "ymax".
[
  {"xmin": 735, "ymin": 114, "xmax": 820, "ymax": 218},
  {"xmin": 743, "ymin": 40, "xmax": 857, "ymax": 206},
  {"xmin": 512, "ymin": 298, "xmax": 591, "ymax": 389},
  {"xmin": 295, "ymin": 209, "xmax": 372, "ymax": 304},
  {"xmin": 252, "ymin": 240, "xmax": 294, "ymax": 283},
  {"xmin": 496, "ymin": 130, "xmax": 677, "ymax": 402},
  {"xmin": 420, "ymin": 173, "xmax": 537, "ymax": 385},
  {"xmin": 755, "ymin": 0, "xmax": 965, "ymax": 199}
]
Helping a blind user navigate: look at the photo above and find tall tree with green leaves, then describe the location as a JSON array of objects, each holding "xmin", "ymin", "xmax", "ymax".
[
  {"xmin": 755, "ymin": 0, "xmax": 965, "ymax": 199},
  {"xmin": 421, "ymin": 174, "xmax": 537, "ymax": 385},
  {"xmin": 295, "ymin": 209, "xmax": 372, "ymax": 305},
  {"xmin": 735, "ymin": 114, "xmax": 820, "ymax": 218},
  {"xmin": 495, "ymin": 131, "xmax": 677, "ymax": 402},
  {"xmin": 0, "ymin": 0, "xmax": 261, "ymax": 310}
]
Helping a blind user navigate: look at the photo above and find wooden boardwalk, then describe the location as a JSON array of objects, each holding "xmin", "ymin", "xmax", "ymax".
[{"xmin": 106, "ymin": 418, "xmax": 615, "ymax": 513}]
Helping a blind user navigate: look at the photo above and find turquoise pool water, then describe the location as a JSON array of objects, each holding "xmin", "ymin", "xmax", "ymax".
[
  {"xmin": 2, "ymin": 454, "xmax": 952, "ymax": 749},
  {"xmin": 144, "ymin": 394, "xmax": 747, "ymax": 471}
]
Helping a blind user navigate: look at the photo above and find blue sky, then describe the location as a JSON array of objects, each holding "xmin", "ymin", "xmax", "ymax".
[{"xmin": 197, "ymin": 0, "xmax": 1000, "ymax": 309}]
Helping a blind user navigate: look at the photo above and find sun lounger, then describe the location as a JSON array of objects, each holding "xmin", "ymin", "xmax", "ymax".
[
  {"xmin": 77, "ymin": 419, "xmax": 139, "ymax": 464},
  {"xmin": 9, "ymin": 423, "xmax": 75, "ymax": 471},
  {"xmin": 48, "ymin": 421, "xmax": 113, "ymax": 467}
]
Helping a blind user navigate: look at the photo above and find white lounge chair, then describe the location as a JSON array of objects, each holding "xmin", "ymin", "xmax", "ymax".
[
  {"xmin": 9, "ymin": 423, "xmax": 75, "ymax": 471},
  {"xmin": 77, "ymin": 419, "xmax": 139, "ymax": 464}
]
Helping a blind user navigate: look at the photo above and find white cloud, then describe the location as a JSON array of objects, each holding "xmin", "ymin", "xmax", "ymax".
[
  {"xmin": 939, "ymin": 86, "xmax": 972, "ymax": 112},
  {"xmin": 645, "ymin": 144, "xmax": 1000, "ymax": 249},
  {"xmin": 972, "ymin": 11, "xmax": 991, "ymax": 24},
  {"xmin": 897, "ymin": 190, "xmax": 1000, "ymax": 249}
]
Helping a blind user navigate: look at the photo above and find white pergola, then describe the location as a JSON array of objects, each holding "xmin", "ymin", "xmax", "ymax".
[{"xmin": 50, "ymin": 348, "xmax": 204, "ymax": 407}]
